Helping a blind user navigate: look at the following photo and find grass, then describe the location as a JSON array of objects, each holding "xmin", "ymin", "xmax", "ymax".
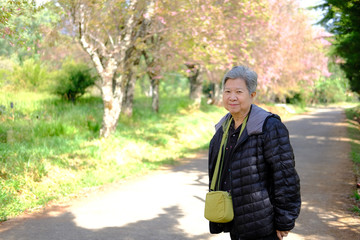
[
  {"xmin": 0, "ymin": 91, "xmax": 307, "ymax": 221},
  {"xmin": 345, "ymin": 104, "xmax": 360, "ymax": 215}
]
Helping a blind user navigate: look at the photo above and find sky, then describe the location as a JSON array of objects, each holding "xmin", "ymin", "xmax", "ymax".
[{"xmin": 298, "ymin": 0, "xmax": 326, "ymax": 25}]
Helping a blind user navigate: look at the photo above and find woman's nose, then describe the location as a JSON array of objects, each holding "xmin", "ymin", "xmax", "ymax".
[{"xmin": 229, "ymin": 93, "xmax": 237, "ymax": 100}]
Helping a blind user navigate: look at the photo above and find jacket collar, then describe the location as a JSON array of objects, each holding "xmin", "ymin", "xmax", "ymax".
[{"xmin": 215, "ymin": 104, "xmax": 272, "ymax": 135}]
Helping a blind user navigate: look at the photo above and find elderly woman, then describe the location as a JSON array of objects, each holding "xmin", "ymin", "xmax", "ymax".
[{"xmin": 208, "ymin": 66, "xmax": 301, "ymax": 240}]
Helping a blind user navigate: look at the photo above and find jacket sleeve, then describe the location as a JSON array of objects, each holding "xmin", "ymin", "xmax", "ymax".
[{"xmin": 263, "ymin": 117, "xmax": 301, "ymax": 231}]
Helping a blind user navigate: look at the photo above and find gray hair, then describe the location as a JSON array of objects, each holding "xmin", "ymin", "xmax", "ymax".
[{"xmin": 222, "ymin": 65, "xmax": 258, "ymax": 94}]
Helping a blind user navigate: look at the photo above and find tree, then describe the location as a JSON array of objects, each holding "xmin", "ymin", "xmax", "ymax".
[
  {"xmin": 121, "ymin": 6, "xmax": 160, "ymax": 117},
  {"xmin": 0, "ymin": 0, "xmax": 41, "ymax": 47},
  {"xmin": 250, "ymin": 0, "xmax": 330, "ymax": 102},
  {"xmin": 315, "ymin": 0, "xmax": 360, "ymax": 94},
  {"xmin": 55, "ymin": 0, "xmax": 155, "ymax": 138},
  {"xmin": 142, "ymin": 35, "xmax": 163, "ymax": 113},
  {"xmin": 158, "ymin": 0, "xmax": 235, "ymax": 107}
]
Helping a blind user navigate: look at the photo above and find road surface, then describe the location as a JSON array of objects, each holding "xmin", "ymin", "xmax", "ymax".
[{"xmin": 0, "ymin": 107, "xmax": 359, "ymax": 240}]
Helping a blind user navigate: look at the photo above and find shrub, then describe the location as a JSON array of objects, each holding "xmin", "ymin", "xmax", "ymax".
[
  {"xmin": 12, "ymin": 58, "xmax": 49, "ymax": 90},
  {"xmin": 310, "ymin": 77, "xmax": 348, "ymax": 104},
  {"xmin": 53, "ymin": 60, "xmax": 97, "ymax": 103},
  {"xmin": 310, "ymin": 60, "xmax": 358, "ymax": 104},
  {"xmin": 286, "ymin": 90, "xmax": 307, "ymax": 108}
]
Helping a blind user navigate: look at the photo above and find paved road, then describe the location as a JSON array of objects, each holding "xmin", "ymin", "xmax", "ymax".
[{"xmin": 1, "ymin": 107, "xmax": 359, "ymax": 240}]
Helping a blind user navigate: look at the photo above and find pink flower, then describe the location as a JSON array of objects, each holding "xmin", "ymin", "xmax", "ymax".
[
  {"xmin": 158, "ymin": 16, "xmax": 166, "ymax": 25},
  {"xmin": 143, "ymin": 13, "xmax": 150, "ymax": 19},
  {"xmin": 335, "ymin": 57, "xmax": 345, "ymax": 64}
]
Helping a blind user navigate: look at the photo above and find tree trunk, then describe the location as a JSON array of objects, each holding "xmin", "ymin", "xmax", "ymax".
[
  {"xmin": 142, "ymin": 47, "xmax": 161, "ymax": 113},
  {"xmin": 150, "ymin": 77, "xmax": 159, "ymax": 113},
  {"xmin": 99, "ymin": 71, "xmax": 124, "ymax": 138},
  {"xmin": 81, "ymin": 50, "xmax": 120, "ymax": 138},
  {"xmin": 122, "ymin": 53, "xmax": 141, "ymax": 117},
  {"xmin": 122, "ymin": 71, "xmax": 136, "ymax": 117},
  {"xmin": 99, "ymin": 90, "xmax": 123, "ymax": 138},
  {"xmin": 186, "ymin": 63, "xmax": 202, "ymax": 108},
  {"xmin": 213, "ymin": 82, "xmax": 222, "ymax": 105}
]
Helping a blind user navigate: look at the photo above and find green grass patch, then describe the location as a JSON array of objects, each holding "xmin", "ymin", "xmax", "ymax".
[
  {"xmin": 352, "ymin": 205, "xmax": 360, "ymax": 215},
  {"xmin": 345, "ymin": 104, "xmax": 360, "ymax": 215}
]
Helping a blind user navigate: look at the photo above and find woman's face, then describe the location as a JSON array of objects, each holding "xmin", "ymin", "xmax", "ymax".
[{"xmin": 222, "ymin": 78, "xmax": 256, "ymax": 118}]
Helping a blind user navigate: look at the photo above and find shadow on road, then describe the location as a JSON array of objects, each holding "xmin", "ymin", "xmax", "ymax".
[{"xmin": 0, "ymin": 205, "xmax": 212, "ymax": 240}]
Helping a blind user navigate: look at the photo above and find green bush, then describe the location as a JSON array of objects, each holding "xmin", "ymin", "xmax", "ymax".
[
  {"xmin": 311, "ymin": 77, "xmax": 349, "ymax": 104},
  {"xmin": 286, "ymin": 90, "xmax": 307, "ymax": 108},
  {"xmin": 310, "ymin": 60, "xmax": 359, "ymax": 104},
  {"xmin": 12, "ymin": 58, "xmax": 49, "ymax": 90},
  {"xmin": 53, "ymin": 60, "xmax": 97, "ymax": 103}
]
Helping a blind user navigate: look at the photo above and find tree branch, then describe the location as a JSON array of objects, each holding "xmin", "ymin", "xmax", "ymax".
[{"xmin": 78, "ymin": 3, "xmax": 105, "ymax": 75}]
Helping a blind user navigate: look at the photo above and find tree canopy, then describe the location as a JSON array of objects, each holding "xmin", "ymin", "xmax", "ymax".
[
  {"xmin": 316, "ymin": 0, "xmax": 360, "ymax": 93},
  {"xmin": 0, "ymin": 0, "xmax": 41, "ymax": 46}
]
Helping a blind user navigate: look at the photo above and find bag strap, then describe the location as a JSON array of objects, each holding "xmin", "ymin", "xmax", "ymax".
[{"xmin": 210, "ymin": 115, "xmax": 248, "ymax": 191}]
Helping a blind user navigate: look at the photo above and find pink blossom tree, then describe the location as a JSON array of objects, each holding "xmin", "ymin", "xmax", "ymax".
[{"xmin": 56, "ymin": 0, "xmax": 156, "ymax": 138}]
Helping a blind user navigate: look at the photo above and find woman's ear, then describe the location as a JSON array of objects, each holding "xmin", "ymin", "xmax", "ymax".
[{"xmin": 251, "ymin": 91, "xmax": 257, "ymax": 98}]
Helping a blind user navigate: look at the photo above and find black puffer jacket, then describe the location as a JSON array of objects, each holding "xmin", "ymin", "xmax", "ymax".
[{"xmin": 208, "ymin": 104, "xmax": 301, "ymax": 239}]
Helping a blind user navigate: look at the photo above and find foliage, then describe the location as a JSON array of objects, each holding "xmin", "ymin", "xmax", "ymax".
[
  {"xmin": 285, "ymin": 91, "xmax": 307, "ymax": 108},
  {"xmin": 4, "ymin": 6, "xmax": 59, "ymax": 62},
  {"xmin": 0, "ymin": 57, "xmax": 50, "ymax": 91},
  {"xmin": 159, "ymin": 0, "xmax": 331, "ymax": 102},
  {"xmin": 308, "ymin": 60, "xmax": 358, "ymax": 104},
  {"xmin": 316, "ymin": 0, "xmax": 360, "ymax": 94},
  {"xmin": 0, "ymin": 0, "xmax": 43, "ymax": 48},
  {"xmin": 254, "ymin": 0, "xmax": 330, "ymax": 101},
  {"xmin": 311, "ymin": 77, "xmax": 348, "ymax": 104},
  {"xmin": 53, "ymin": 60, "xmax": 97, "ymax": 103},
  {"xmin": 160, "ymin": 0, "xmax": 269, "ymax": 82},
  {"xmin": 11, "ymin": 58, "xmax": 49, "ymax": 90},
  {"xmin": 346, "ymin": 104, "xmax": 360, "ymax": 125}
]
